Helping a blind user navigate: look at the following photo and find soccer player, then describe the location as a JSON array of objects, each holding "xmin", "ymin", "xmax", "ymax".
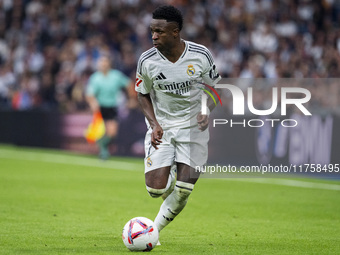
[
  {"xmin": 135, "ymin": 5, "xmax": 221, "ymax": 236},
  {"xmin": 86, "ymin": 55, "xmax": 133, "ymax": 159}
]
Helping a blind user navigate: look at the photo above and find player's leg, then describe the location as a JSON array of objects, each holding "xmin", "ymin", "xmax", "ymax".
[
  {"xmin": 153, "ymin": 163, "xmax": 199, "ymax": 232},
  {"xmin": 145, "ymin": 166, "xmax": 171, "ymax": 198},
  {"xmin": 105, "ymin": 119, "xmax": 118, "ymax": 138},
  {"xmin": 97, "ymin": 119, "xmax": 118, "ymax": 159},
  {"xmin": 97, "ymin": 107, "xmax": 118, "ymax": 159},
  {"xmin": 153, "ymin": 127, "xmax": 207, "ymax": 232},
  {"xmin": 144, "ymin": 128, "xmax": 176, "ymax": 198},
  {"xmin": 161, "ymin": 164, "xmax": 177, "ymax": 200}
]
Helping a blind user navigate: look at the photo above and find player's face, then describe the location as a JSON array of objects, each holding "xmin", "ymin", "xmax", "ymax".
[
  {"xmin": 150, "ymin": 19, "xmax": 179, "ymax": 52},
  {"xmin": 98, "ymin": 56, "xmax": 111, "ymax": 73}
]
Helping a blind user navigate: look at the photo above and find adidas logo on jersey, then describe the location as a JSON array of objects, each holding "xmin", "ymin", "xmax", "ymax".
[{"xmin": 155, "ymin": 72, "xmax": 167, "ymax": 80}]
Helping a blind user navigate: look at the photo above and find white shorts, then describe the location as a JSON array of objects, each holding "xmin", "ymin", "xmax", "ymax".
[{"xmin": 143, "ymin": 126, "xmax": 209, "ymax": 173}]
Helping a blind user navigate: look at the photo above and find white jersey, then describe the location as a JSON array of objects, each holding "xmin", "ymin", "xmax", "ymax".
[{"xmin": 135, "ymin": 40, "xmax": 221, "ymax": 129}]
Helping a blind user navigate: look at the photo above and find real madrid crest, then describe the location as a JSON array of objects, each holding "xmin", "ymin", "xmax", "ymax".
[
  {"xmin": 187, "ymin": 64, "xmax": 195, "ymax": 76},
  {"xmin": 147, "ymin": 157, "xmax": 152, "ymax": 167}
]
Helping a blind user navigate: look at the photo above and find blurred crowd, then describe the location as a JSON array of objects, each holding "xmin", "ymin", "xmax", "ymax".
[{"xmin": 0, "ymin": 0, "xmax": 340, "ymax": 114}]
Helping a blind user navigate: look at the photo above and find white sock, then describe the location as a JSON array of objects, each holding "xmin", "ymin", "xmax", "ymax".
[{"xmin": 154, "ymin": 181, "xmax": 194, "ymax": 232}]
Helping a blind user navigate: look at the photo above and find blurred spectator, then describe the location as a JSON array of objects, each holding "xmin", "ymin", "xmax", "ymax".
[
  {"xmin": 251, "ymin": 23, "xmax": 278, "ymax": 53},
  {"xmin": 0, "ymin": 0, "xmax": 339, "ymax": 115},
  {"xmin": 0, "ymin": 63, "xmax": 15, "ymax": 108}
]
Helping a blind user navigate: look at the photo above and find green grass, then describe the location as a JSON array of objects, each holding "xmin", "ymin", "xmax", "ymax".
[{"xmin": 0, "ymin": 145, "xmax": 339, "ymax": 254}]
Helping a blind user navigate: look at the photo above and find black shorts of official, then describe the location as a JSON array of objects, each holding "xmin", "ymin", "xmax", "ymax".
[{"xmin": 100, "ymin": 107, "xmax": 118, "ymax": 120}]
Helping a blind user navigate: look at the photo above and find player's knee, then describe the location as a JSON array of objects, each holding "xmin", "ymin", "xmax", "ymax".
[
  {"xmin": 146, "ymin": 185, "xmax": 167, "ymax": 198},
  {"xmin": 174, "ymin": 181, "xmax": 194, "ymax": 202}
]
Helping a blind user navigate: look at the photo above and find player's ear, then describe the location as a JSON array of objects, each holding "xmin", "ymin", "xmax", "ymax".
[{"xmin": 173, "ymin": 27, "xmax": 180, "ymax": 38}]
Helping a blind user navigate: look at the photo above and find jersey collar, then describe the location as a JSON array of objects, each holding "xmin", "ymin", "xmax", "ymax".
[{"xmin": 156, "ymin": 40, "xmax": 188, "ymax": 64}]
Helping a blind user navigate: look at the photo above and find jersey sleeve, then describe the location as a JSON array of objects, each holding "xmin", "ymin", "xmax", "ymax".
[
  {"xmin": 135, "ymin": 57, "xmax": 153, "ymax": 94},
  {"xmin": 116, "ymin": 70, "xmax": 131, "ymax": 89},
  {"xmin": 201, "ymin": 48, "xmax": 221, "ymax": 87},
  {"xmin": 86, "ymin": 74, "xmax": 97, "ymax": 96}
]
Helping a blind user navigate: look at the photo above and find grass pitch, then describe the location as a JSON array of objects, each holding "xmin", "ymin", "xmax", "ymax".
[{"xmin": 0, "ymin": 145, "xmax": 339, "ymax": 254}]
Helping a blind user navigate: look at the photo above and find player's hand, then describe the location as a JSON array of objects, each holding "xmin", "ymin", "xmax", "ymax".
[
  {"xmin": 197, "ymin": 113, "xmax": 209, "ymax": 131},
  {"xmin": 89, "ymin": 101, "xmax": 100, "ymax": 113},
  {"xmin": 87, "ymin": 96, "xmax": 100, "ymax": 113},
  {"xmin": 151, "ymin": 124, "xmax": 163, "ymax": 149}
]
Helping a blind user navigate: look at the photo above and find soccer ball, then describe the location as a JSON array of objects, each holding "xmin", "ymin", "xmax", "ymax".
[{"xmin": 122, "ymin": 217, "xmax": 159, "ymax": 251}]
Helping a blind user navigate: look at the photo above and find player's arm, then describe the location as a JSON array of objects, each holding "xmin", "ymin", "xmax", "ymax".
[
  {"xmin": 86, "ymin": 95, "xmax": 100, "ymax": 113},
  {"xmin": 86, "ymin": 75, "xmax": 100, "ymax": 113},
  {"xmin": 197, "ymin": 64, "xmax": 221, "ymax": 131},
  {"xmin": 135, "ymin": 55, "xmax": 162, "ymax": 148},
  {"xmin": 198, "ymin": 84, "xmax": 224, "ymax": 131},
  {"xmin": 197, "ymin": 88, "xmax": 221, "ymax": 131},
  {"xmin": 118, "ymin": 71, "xmax": 138, "ymax": 109},
  {"xmin": 198, "ymin": 50, "xmax": 222, "ymax": 131},
  {"xmin": 137, "ymin": 92, "xmax": 163, "ymax": 149},
  {"xmin": 126, "ymin": 80, "xmax": 139, "ymax": 109}
]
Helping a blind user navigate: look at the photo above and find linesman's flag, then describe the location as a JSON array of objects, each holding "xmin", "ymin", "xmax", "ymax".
[{"xmin": 84, "ymin": 112, "xmax": 106, "ymax": 143}]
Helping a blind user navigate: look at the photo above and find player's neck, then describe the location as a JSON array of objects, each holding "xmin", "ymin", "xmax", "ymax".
[
  {"xmin": 160, "ymin": 40, "xmax": 185, "ymax": 63},
  {"xmin": 102, "ymin": 69, "xmax": 109, "ymax": 75}
]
